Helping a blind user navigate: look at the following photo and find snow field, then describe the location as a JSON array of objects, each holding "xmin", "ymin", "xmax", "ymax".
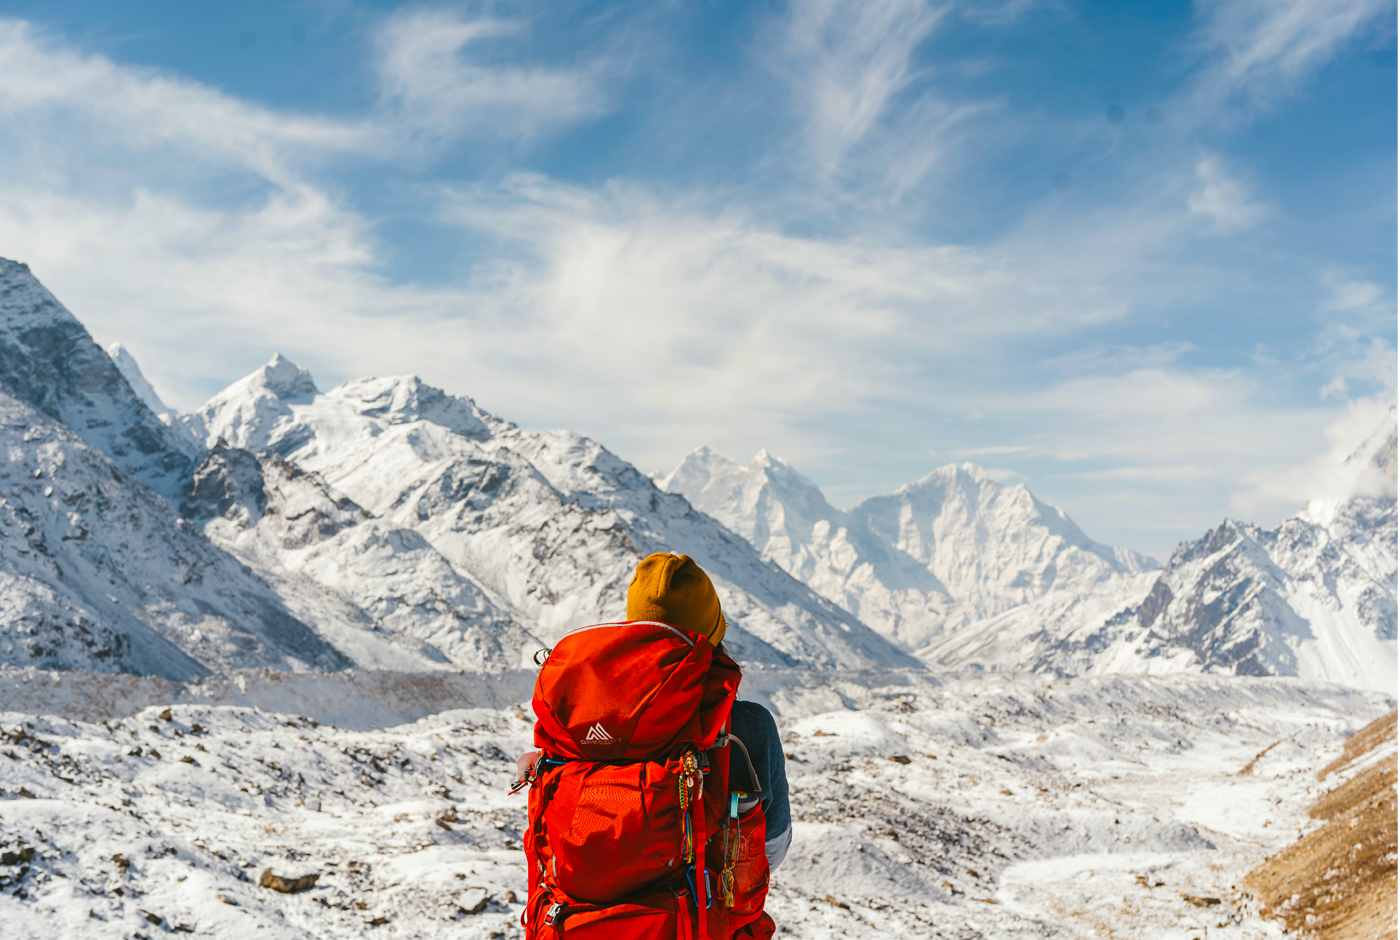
[
  {"xmin": 762, "ymin": 674, "xmax": 1390, "ymax": 938},
  {"xmin": 0, "ymin": 672, "xmax": 1390, "ymax": 939},
  {"xmin": 0, "ymin": 705, "xmax": 534, "ymax": 939}
]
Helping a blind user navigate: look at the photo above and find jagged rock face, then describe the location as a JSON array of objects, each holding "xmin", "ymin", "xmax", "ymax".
[
  {"xmin": 185, "ymin": 444, "xmax": 368, "ymax": 550},
  {"xmin": 919, "ymin": 413, "xmax": 1398, "ymax": 693},
  {"xmin": 183, "ymin": 442, "xmax": 269, "ymax": 529},
  {"xmin": 0, "ymin": 390, "xmax": 349, "ymax": 679},
  {"xmin": 1135, "ymin": 414, "xmax": 1398, "ymax": 690},
  {"xmin": 0, "ymin": 260, "xmax": 198, "ymax": 498},
  {"xmin": 184, "ymin": 443, "xmax": 541, "ymax": 672},
  {"xmin": 661, "ymin": 448, "xmax": 1154, "ymax": 650},
  {"xmin": 1141, "ymin": 521, "xmax": 1311, "ymax": 678},
  {"xmin": 183, "ymin": 367, "xmax": 914, "ymax": 670}
]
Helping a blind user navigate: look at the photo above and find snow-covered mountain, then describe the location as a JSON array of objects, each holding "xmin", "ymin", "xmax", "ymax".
[
  {"xmin": 660, "ymin": 447, "xmax": 1155, "ymax": 649},
  {"xmin": 179, "ymin": 360, "xmax": 915, "ymax": 670},
  {"xmin": 181, "ymin": 442, "xmax": 539, "ymax": 673},
  {"xmin": 0, "ymin": 259, "xmax": 911, "ymax": 677},
  {"xmin": 0, "ymin": 255, "xmax": 1389, "ymax": 690},
  {"xmin": 0, "ymin": 261, "xmax": 197, "ymax": 498},
  {"xmin": 920, "ymin": 405, "xmax": 1398, "ymax": 693},
  {"xmin": 0, "ymin": 387, "xmax": 350, "ymax": 680}
]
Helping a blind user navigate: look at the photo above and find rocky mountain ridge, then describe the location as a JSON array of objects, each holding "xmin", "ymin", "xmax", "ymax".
[
  {"xmin": 0, "ymin": 259, "xmax": 912, "ymax": 677},
  {"xmin": 179, "ymin": 360, "xmax": 912, "ymax": 670},
  {"xmin": 0, "ymin": 260, "xmax": 197, "ymax": 499}
]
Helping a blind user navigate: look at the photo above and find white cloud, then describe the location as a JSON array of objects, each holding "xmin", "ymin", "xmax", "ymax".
[
  {"xmin": 0, "ymin": 184, "xmax": 473, "ymax": 411},
  {"xmin": 1072, "ymin": 464, "xmax": 1218, "ymax": 483},
  {"xmin": 1191, "ymin": 0, "xmax": 1392, "ymax": 109},
  {"xmin": 375, "ymin": 9, "xmax": 610, "ymax": 143},
  {"xmin": 1319, "ymin": 375, "xmax": 1348, "ymax": 400},
  {"xmin": 1322, "ymin": 275, "xmax": 1383, "ymax": 311},
  {"xmin": 1232, "ymin": 394, "xmax": 1397, "ymax": 516},
  {"xmin": 1017, "ymin": 363, "xmax": 1339, "ymax": 494},
  {"xmin": 427, "ymin": 171, "xmax": 1239, "ymax": 471},
  {"xmin": 0, "ymin": 20, "xmax": 376, "ymax": 188},
  {"xmin": 1188, "ymin": 155, "xmax": 1267, "ymax": 231},
  {"xmin": 954, "ymin": 444, "xmax": 1033, "ymax": 457},
  {"xmin": 774, "ymin": 0, "xmax": 948, "ymax": 173}
]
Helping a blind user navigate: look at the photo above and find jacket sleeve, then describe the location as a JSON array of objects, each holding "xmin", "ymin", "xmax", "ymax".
[{"xmin": 728, "ymin": 700, "xmax": 791, "ymax": 870}]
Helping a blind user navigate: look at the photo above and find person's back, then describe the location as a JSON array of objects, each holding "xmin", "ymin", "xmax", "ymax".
[{"xmin": 515, "ymin": 552, "xmax": 789, "ymax": 939}]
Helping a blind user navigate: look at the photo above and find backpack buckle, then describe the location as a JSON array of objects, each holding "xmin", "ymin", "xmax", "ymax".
[{"xmin": 543, "ymin": 902, "xmax": 564, "ymax": 926}]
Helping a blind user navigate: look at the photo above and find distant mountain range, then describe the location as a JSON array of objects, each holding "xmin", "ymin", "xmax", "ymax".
[
  {"xmin": 918, "ymin": 405, "xmax": 1397, "ymax": 693},
  {"xmin": 661, "ymin": 419, "xmax": 1395, "ymax": 693},
  {"xmin": 0, "ymin": 256, "xmax": 1391, "ymax": 691},
  {"xmin": 659, "ymin": 449, "xmax": 1156, "ymax": 649}
]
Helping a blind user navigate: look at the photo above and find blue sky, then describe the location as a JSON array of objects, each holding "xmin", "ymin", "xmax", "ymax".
[{"xmin": 0, "ymin": 0, "xmax": 1393, "ymax": 560}]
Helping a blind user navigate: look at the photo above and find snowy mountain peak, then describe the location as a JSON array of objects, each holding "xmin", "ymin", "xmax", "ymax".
[
  {"xmin": 179, "ymin": 355, "xmax": 323, "ymax": 454},
  {"xmin": 1342, "ymin": 403, "xmax": 1396, "ymax": 499},
  {"xmin": 897, "ymin": 461, "xmax": 1003, "ymax": 496},
  {"xmin": 0, "ymin": 258, "xmax": 80, "ymax": 334},
  {"xmin": 258, "ymin": 353, "xmax": 319, "ymax": 398},
  {"xmin": 106, "ymin": 342, "xmax": 170, "ymax": 416},
  {"xmin": 663, "ymin": 447, "xmax": 1157, "ymax": 649},
  {"xmin": 921, "ymin": 405, "xmax": 1397, "ymax": 692},
  {"xmin": 0, "ymin": 259, "xmax": 197, "ymax": 497},
  {"xmin": 328, "ymin": 375, "xmax": 501, "ymax": 440}
]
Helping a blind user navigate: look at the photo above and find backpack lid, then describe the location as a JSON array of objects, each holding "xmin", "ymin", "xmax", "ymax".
[{"xmin": 532, "ymin": 620, "xmax": 740, "ymax": 761}]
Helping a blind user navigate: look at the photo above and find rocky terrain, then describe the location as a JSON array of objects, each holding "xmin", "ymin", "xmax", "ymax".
[
  {"xmin": 0, "ymin": 671, "xmax": 1389, "ymax": 939},
  {"xmin": 1244, "ymin": 708, "xmax": 1397, "ymax": 940}
]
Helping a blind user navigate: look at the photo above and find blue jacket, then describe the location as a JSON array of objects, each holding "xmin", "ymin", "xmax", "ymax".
[{"xmin": 727, "ymin": 700, "xmax": 791, "ymax": 870}]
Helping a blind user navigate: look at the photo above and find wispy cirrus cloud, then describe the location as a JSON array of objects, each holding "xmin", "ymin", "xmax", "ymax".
[
  {"xmin": 1190, "ymin": 0, "xmax": 1393, "ymax": 111},
  {"xmin": 771, "ymin": 0, "xmax": 950, "ymax": 176},
  {"xmin": 375, "ymin": 9, "xmax": 612, "ymax": 144},
  {"xmin": 0, "ymin": 20, "xmax": 375, "ymax": 188}
]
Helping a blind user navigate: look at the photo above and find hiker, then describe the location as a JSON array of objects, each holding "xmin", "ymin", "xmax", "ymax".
[{"xmin": 514, "ymin": 552, "xmax": 790, "ymax": 939}]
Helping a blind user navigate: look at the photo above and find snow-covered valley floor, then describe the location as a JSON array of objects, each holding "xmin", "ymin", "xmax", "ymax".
[{"xmin": 0, "ymin": 672, "xmax": 1391, "ymax": 939}]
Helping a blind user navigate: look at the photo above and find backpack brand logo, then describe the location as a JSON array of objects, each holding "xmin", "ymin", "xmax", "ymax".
[{"xmin": 583, "ymin": 722, "xmax": 616, "ymax": 744}]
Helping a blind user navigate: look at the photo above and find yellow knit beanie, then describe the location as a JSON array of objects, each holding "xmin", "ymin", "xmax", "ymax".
[{"xmin": 626, "ymin": 552, "xmax": 727, "ymax": 645}]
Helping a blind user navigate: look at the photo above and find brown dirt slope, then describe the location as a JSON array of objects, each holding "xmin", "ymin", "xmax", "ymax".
[
  {"xmin": 1244, "ymin": 708, "xmax": 1397, "ymax": 940},
  {"xmin": 1318, "ymin": 710, "xmax": 1397, "ymax": 781}
]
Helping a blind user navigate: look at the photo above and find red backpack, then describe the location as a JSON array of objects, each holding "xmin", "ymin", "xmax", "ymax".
[{"xmin": 517, "ymin": 620, "xmax": 775, "ymax": 940}]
